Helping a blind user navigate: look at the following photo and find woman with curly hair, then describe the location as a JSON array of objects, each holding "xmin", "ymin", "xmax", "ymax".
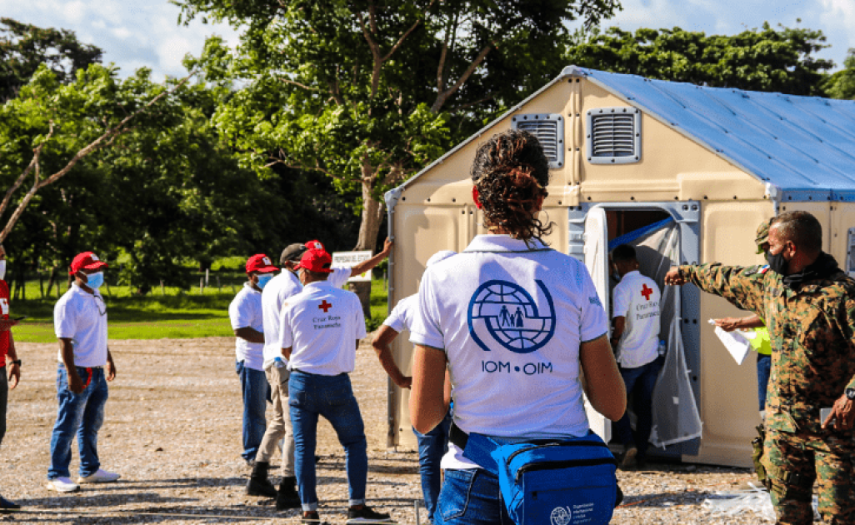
[{"xmin": 409, "ymin": 129, "xmax": 626, "ymax": 524}]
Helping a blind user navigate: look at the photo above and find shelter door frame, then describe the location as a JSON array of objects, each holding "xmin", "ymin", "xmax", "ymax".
[{"xmin": 568, "ymin": 201, "xmax": 702, "ymax": 457}]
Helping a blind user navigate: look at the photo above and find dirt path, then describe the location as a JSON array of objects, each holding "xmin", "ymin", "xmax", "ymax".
[{"xmin": 0, "ymin": 338, "xmax": 764, "ymax": 524}]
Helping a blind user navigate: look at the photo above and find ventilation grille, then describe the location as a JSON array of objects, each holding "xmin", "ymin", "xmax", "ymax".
[
  {"xmin": 586, "ymin": 107, "xmax": 641, "ymax": 165},
  {"xmin": 511, "ymin": 114, "xmax": 564, "ymax": 169}
]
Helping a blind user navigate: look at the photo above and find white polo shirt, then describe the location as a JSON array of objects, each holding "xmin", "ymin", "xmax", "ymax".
[
  {"xmin": 383, "ymin": 294, "xmax": 418, "ymax": 333},
  {"xmin": 410, "ymin": 234, "xmax": 608, "ymax": 454},
  {"xmin": 54, "ymin": 283, "xmax": 108, "ymax": 368},
  {"xmin": 327, "ymin": 267, "xmax": 352, "ymax": 289},
  {"xmin": 261, "ymin": 270, "xmax": 303, "ymax": 369},
  {"xmin": 612, "ymin": 270, "xmax": 661, "ymax": 369},
  {"xmin": 229, "ymin": 282, "xmax": 265, "ymax": 371},
  {"xmin": 280, "ymin": 280, "xmax": 366, "ymax": 376}
]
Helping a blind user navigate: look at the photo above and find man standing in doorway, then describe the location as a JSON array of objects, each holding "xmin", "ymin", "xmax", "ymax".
[
  {"xmin": 246, "ymin": 245, "xmax": 305, "ymax": 509},
  {"xmin": 0, "ymin": 245, "xmax": 22, "ymax": 510},
  {"xmin": 610, "ymin": 244, "xmax": 662, "ymax": 470},
  {"xmin": 229, "ymin": 254, "xmax": 279, "ymax": 465},
  {"xmin": 665, "ymin": 211, "xmax": 855, "ymax": 524},
  {"xmin": 281, "ymin": 245, "xmax": 391, "ymax": 524},
  {"xmin": 48, "ymin": 252, "xmax": 118, "ymax": 493}
]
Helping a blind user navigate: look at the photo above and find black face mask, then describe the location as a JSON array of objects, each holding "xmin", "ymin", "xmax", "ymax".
[{"xmin": 765, "ymin": 249, "xmax": 789, "ymax": 275}]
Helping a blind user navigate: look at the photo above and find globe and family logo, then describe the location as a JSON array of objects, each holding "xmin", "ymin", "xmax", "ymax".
[{"xmin": 467, "ymin": 279, "xmax": 556, "ymax": 355}]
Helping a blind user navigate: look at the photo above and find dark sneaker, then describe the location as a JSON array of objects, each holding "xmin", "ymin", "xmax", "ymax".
[
  {"xmin": 0, "ymin": 495, "xmax": 20, "ymax": 513},
  {"xmin": 346, "ymin": 505, "xmax": 393, "ymax": 524},
  {"xmin": 302, "ymin": 512, "xmax": 324, "ymax": 524}
]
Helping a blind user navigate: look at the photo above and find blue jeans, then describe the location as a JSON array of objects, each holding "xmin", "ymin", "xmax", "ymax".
[
  {"xmin": 435, "ymin": 469, "xmax": 512, "ymax": 525},
  {"xmin": 614, "ymin": 357, "xmax": 662, "ymax": 460},
  {"xmin": 289, "ymin": 371, "xmax": 368, "ymax": 512},
  {"xmin": 48, "ymin": 364, "xmax": 108, "ymax": 479},
  {"xmin": 757, "ymin": 353, "xmax": 772, "ymax": 411},
  {"xmin": 413, "ymin": 410, "xmax": 452, "ymax": 522},
  {"xmin": 237, "ymin": 361, "xmax": 269, "ymax": 461}
]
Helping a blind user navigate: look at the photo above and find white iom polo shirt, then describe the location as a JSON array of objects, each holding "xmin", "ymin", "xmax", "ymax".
[
  {"xmin": 229, "ymin": 282, "xmax": 265, "ymax": 371},
  {"xmin": 410, "ymin": 234, "xmax": 609, "ymax": 446},
  {"xmin": 383, "ymin": 294, "xmax": 418, "ymax": 334},
  {"xmin": 261, "ymin": 270, "xmax": 303, "ymax": 370},
  {"xmin": 612, "ymin": 270, "xmax": 661, "ymax": 369},
  {"xmin": 54, "ymin": 283, "xmax": 108, "ymax": 368},
  {"xmin": 279, "ymin": 280, "xmax": 366, "ymax": 376}
]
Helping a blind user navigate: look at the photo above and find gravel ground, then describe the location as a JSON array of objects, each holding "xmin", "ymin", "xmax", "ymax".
[{"xmin": 0, "ymin": 337, "xmax": 769, "ymax": 524}]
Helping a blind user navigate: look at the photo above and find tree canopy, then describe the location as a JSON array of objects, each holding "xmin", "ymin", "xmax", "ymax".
[
  {"xmin": 565, "ymin": 23, "xmax": 834, "ymax": 96},
  {"xmin": 177, "ymin": 0, "xmax": 622, "ymax": 250},
  {"xmin": 0, "ymin": 17, "xmax": 103, "ymax": 102}
]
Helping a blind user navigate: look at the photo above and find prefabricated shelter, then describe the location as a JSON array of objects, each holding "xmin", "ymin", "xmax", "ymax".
[{"xmin": 384, "ymin": 65, "xmax": 855, "ymax": 468}]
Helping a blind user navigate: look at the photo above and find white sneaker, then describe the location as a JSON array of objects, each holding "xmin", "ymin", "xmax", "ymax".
[
  {"xmin": 76, "ymin": 469, "xmax": 120, "ymax": 484},
  {"xmin": 46, "ymin": 477, "xmax": 80, "ymax": 493}
]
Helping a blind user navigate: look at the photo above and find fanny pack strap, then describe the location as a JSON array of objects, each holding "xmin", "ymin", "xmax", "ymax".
[{"xmin": 449, "ymin": 422, "xmax": 501, "ymax": 475}]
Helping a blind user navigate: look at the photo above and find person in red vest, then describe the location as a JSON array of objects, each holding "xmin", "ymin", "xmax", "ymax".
[{"xmin": 0, "ymin": 245, "xmax": 22, "ymax": 511}]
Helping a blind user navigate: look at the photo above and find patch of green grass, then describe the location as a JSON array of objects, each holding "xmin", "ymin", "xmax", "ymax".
[{"xmin": 11, "ymin": 276, "xmax": 390, "ymax": 342}]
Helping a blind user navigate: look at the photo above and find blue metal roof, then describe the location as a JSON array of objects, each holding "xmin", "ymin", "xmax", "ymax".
[{"xmin": 567, "ymin": 66, "xmax": 855, "ymax": 202}]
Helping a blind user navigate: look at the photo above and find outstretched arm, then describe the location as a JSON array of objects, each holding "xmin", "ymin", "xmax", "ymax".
[
  {"xmin": 350, "ymin": 238, "xmax": 393, "ymax": 277},
  {"xmin": 665, "ymin": 264, "xmax": 766, "ymax": 317}
]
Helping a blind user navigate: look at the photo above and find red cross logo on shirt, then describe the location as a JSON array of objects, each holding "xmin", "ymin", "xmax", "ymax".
[
  {"xmin": 641, "ymin": 284, "xmax": 653, "ymax": 301},
  {"xmin": 318, "ymin": 300, "xmax": 333, "ymax": 313}
]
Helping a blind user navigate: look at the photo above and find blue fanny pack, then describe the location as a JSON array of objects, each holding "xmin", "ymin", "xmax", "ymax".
[{"xmin": 451, "ymin": 424, "xmax": 619, "ymax": 525}]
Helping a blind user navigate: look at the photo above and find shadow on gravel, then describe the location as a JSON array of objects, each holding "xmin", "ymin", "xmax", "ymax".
[
  {"xmin": 10, "ymin": 505, "xmax": 302, "ymax": 524},
  {"xmin": 14, "ymin": 492, "xmax": 193, "ymax": 508},
  {"xmin": 368, "ymin": 463, "xmax": 419, "ymax": 475}
]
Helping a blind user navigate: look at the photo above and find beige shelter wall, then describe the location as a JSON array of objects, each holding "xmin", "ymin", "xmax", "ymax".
[
  {"xmin": 575, "ymin": 81, "xmax": 768, "ymax": 204},
  {"xmin": 831, "ymin": 203, "xmax": 855, "ymax": 266},
  {"xmin": 693, "ymin": 201, "xmax": 773, "ymax": 467}
]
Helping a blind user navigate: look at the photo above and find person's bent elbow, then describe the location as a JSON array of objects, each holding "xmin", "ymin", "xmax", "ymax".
[{"xmin": 579, "ymin": 335, "xmax": 626, "ymax": 422}]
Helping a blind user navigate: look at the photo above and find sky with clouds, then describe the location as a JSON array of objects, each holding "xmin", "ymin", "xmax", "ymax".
[{"xmin": 1, "ymin": 0, "xmax": 853, "ymax": 82}]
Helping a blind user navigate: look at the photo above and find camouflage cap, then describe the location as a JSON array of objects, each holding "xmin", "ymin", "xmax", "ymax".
[{"xmin": 755, "ymin": 219, "xmax": 771, "ymax": 254}]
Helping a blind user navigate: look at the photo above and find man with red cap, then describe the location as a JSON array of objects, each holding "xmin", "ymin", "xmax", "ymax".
[
  {"xmin": 308, "ymin": 238, "xmax": 393, "ymax": 291},
  {"xmin": 280, "ymin": 245, "xmax": 391, "ymax": 524},
  {"xmin": 0, "ymin": 244, "xmax": 22, "ymax": 510},
  {"xmin": 47, "ymin": 252, "xmax": 118, "ymax": 493},
  {"xmin": 229, "ymin": 254, "xmax": 279, "ymax": 466}
]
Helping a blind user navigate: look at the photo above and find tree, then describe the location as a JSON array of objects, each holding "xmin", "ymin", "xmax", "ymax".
[
  {"xmin": 824, "ymin": 49, "xmax": 855, "ymax": 99},
  {"xmin": 565, "ymin": 24, "xmax": 834, "ymax": 96},
  {"xmin": 0, "ymin": 17, "xmax": 103, "ymax": 102},
  {"xmin": 176, "ymin": 0, "xmax": 621, "ymax": 252}
]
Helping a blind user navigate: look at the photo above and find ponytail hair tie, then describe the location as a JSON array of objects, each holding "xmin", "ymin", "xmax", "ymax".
[{"xmin": 472, "ymin": 186, "xmax": 483, "ymax": 209}]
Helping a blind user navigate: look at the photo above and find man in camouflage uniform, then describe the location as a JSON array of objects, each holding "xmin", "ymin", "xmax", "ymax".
[{"xmin": 665, "ymin": 211, "xmax": 855, "ymax": 525}]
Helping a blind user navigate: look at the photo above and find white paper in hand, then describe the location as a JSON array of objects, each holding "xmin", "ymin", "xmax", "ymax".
[{"xmin": 708, "ymin": 319, "xmax": 751, "ymax": 365}]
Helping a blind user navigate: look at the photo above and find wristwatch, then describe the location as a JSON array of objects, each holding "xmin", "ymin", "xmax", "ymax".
[
  {"xmin": 10, "ymin": 359, "xmax": 20, "ymax": 367},
  {"xmin": 845, "ymin": 388, "xmax": 855, "ymax": 401}
]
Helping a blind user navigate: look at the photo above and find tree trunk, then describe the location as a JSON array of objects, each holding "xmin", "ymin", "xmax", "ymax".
[
  {"xmin": 352, "ymin": 178, "xmax": 385, "ymax": 320},
  {"xmin": 355, "ymin": 180, "xmax": 385, "ymax": 251}
]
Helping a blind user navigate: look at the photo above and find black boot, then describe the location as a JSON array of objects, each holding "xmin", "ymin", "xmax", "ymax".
[
  {"xmin": 246, "ymin": 461, "xmax": 277, "ymax": 498},
  {"xmin": 276, "ymin": 476, "xmax": 301, "ymax": 510}
]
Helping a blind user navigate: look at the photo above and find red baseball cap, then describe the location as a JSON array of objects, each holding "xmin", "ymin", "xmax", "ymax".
[
  {"xmin": 69, "ymin": 252, "xmax": 108, "ymax": 275},
  {"xmin": 297, "ymin": 248, "xmax": 333, "ymax": 274},
  {"xmin": 304, "ymin": 240, "xmax": 326, "ymax": 252},
  {"xmin": 246, "ymin": 254, "xmax": 279, "ymax": 274}
]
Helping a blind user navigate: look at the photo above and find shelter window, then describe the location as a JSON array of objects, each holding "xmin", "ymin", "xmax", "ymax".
[
  {"xmin": 586, "ymin": 107, "xmax": 641, "ymax": 165},
  {"xmin": 511, "ymin": 113, "xmax": 565, "ymax": 169}
]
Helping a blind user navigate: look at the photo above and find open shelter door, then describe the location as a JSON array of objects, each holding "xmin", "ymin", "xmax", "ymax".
[{"xmin": 582, "ymin": 206, "xmax": 612, "ymax": 441}]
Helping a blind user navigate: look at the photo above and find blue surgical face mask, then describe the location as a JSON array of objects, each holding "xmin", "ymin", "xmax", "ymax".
[
  {"xmin": 86, "ymin": 271, "xmax": 104, "ymax": 289},
  {"xmin": 257, "ymin": 273, "xmax": 274, "ymax": 290}
]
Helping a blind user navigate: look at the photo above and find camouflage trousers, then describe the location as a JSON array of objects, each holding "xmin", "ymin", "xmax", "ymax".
[{"xmin": 762, "ymin": 428, "xmax": 855, "ymax": 524}]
